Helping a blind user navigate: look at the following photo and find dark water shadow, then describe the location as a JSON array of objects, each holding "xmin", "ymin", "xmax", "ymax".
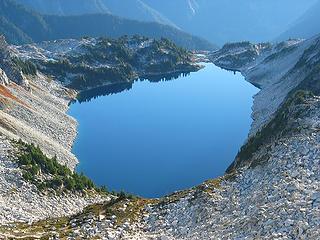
[
  {"xmin": 140, "ymin": 71, "xmax": 191, "ymax": 82},
  {"xmin": 75, "ymin": 82, "xmax": 133, "ymax": 104},
  {"xmin": 73, "ymin": 71, "xmax": 192, "ymax": 103}
]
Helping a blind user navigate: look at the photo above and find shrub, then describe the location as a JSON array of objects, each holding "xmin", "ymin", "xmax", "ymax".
[
  {"xmin": 16, "ymin": 141, "xmax": 107, "ymax": 193},
  {"xmin": 12, "ymin": 57, "xmax": 37, "ymax": 75}
]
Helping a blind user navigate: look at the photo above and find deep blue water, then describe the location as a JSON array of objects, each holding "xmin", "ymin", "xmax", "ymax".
[{"xmin": 69, "ymin": 63, "xmax": 258, "ymax": 198}]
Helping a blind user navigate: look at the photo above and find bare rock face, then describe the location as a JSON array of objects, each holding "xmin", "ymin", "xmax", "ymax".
[
  {"xmin": 0, "ymin": 36, "xmax": 27, "ymax": 86},
  {"xmin": 211, "ymin": 35, "xmax": 320, "ymax": 137},
  {"xmin": 0, "ymin": 68, "xmax": 9, "ymax": 85}
]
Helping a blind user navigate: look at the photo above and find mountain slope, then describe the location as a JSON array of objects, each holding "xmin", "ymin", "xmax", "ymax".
[
  {"xmin": 15, "ymin": 0, "xmax": 177, "ymax": 28},
  {"xmin": 15, "ymin": 0, "xmax": 110, "ymax": 15},
  {"xmin": 277, "ymin": 0, "xmax": 320, "ymax": 41},
  {"xmin": 0, "ymin": 0, "xmax": 215, "ymax": 50},
  {"xmin": 144, "ymin": 0, "xmax": 317, "ymax": 45},
  {"xmin": 15, "ymin": 0, "xmax": 317, "ymax": 45},
  {"xmin": 103, "ymin": 0, "xmax": 178, "ymax": 28},
  {"xmin": 0, "ymin": 0, "xmax": 49, "ymax": 44},
  {"xmin": 211, "ymin": 34, "xmax": 320, "ymax": 138},
  {"xmin": 44, "ymin": 14, "xmax": 214, "ymax": 50}
]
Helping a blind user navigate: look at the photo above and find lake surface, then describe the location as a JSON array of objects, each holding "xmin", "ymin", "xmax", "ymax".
[{"xmin": 69, "ymin": 63, "xmax": 258, "ymax": 198}]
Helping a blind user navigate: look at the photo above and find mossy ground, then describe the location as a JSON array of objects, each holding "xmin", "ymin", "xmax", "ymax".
[{"xmin": 0, "ymin": 196, "xmax": 155, "ymax": 239}]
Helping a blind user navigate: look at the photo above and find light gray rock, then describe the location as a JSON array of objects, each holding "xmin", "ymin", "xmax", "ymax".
[{"xmin": 0, "ymin": 68, "xmax": 9, "ymax": 85}]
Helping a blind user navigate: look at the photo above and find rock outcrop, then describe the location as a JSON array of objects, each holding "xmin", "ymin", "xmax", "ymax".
[
  {"xmin": 0, "ymin": 68, "xmax": 9, "ymax": 85},
  {"xmin": 0, "ymin": 36, "xmax": 28, "ymax": 86}
]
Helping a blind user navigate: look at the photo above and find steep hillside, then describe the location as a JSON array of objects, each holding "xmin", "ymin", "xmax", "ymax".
[
  {"xmin": 0, "ymin": 0, "xmax": 49, "ymax": 44},
  {"xmin": 44, "ymin": 14, "xmax": 215, "ymax": 50},
  {"xmin": 15, "ymin": 0, "xmax": 177, "ymax": 28},
  {"xmin": 145, "ymin": 0, "xmax": 317, "ymax": 45},
  {"xmin": 0, "ymin": 36, "xmax": 110, "ymax": 225},
  {"xmin": 0, "ymin": 0, "xmax": 215, "ymax": 50},
  {"xmin": 211, "ymin": 35, "xmax": 320, "ymax": 170},
  {"xmin": 16, "ymin": 0, "xmax": 110, "ymax": 15},
  {"xmin": 277, "ymin": 0, "xmax": 320, "ymax": 41}
]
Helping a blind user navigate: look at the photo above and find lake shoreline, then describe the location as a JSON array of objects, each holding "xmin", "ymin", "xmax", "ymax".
[{"xmin": 69, "ymin": 62, "xmax": 258, "ymax": 197}]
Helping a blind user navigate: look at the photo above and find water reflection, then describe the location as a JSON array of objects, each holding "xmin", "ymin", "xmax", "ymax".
[
  {"xmin": 76, "ymin": 82, "xmax": 133, "ymax": 103},
  {"xmin": 141, "ymin": 71, "xmax": 191, "ymax": 82},
  {"xmin": 76, "ymin": 71, "xmax": 192, "ymax": 103}
]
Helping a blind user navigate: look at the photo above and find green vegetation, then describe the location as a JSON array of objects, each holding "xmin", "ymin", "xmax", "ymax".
[
  {"xmin": 39, "ymin": 36, "xmax": 197, "ymax": 90},
  {"xmin": 16, "ymin": 140, "xmax": 107, "ymax": 193},
  {"xmin": 227, "ymin": 90, "xmax": 314, "ymax": 172},
  {"xmin": 0, "ymin": 197, "xmax": 150, "ymax": 238},
  {"xmin": 12, "ymin": 57, "xmax": 37, "ymax": 75},
  {"xmin": 42, "ymin": 59, "xmax": 136, "ymax": 90}
]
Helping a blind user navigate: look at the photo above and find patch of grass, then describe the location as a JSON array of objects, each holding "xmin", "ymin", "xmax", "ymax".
[
  {"xmin": 156, "ymin": 189, "xmax": 193, "ymax": 208},
  {"xmin": 203, "ymin": 178, "xmax": 222, "ymax": 189},
  {"xmin": 74, "ymin": 194, "xmax": 153, "ymax": 227},
  {"xmin": 0, "ymin": 216, "xmax": 71, "ymax": 239},
  {"xmin": 104, "ymin": 198, "xmax": 152, "ymax": 226},
  {"xmin": 0, "ymin": 194, "xmax": 150, "ymax": 238}
]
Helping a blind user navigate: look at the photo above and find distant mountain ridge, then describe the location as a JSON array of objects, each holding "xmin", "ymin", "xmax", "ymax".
[
  {"xmin": 277, "ymin": 0, "xmax": 320, "ymax": 41},
  {"xmin": 16, "ymin": 0, "xmax": 110, "ymax": 15},
  {"xmin": 15, "ymin": 0, "xmax": 317, "ymax": 45},
  {"xmin": 144, "ymin": 0, "xmax": 317, "ymax": 45},
  {"xmin": 15, "ymin": 0, "xmax": 178, "ymax": 28},
  {"xmin": 43, "ymin": 14, "xmax": 215, "ymax": 50},
  {"xmin": 0, "ymin": 0, "xmax": 215, "ymax": 50}
]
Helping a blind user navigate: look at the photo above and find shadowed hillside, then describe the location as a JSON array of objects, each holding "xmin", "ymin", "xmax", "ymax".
[
  {"xmin": 0, "ymin": 0, "xmax": 215, "ymax": 50},
  {"xmin": 277, "ymin": 0, "xmax": 320, "ymax": 41}
]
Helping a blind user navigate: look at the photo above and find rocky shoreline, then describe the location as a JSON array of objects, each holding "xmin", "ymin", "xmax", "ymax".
[
  {"xmin": 210, "ymin": 37, "xmax": 319, "ymax": 137},
  {"xmin": 0, "ymin": 69, "xmax": 114, "ymax": 222}
]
